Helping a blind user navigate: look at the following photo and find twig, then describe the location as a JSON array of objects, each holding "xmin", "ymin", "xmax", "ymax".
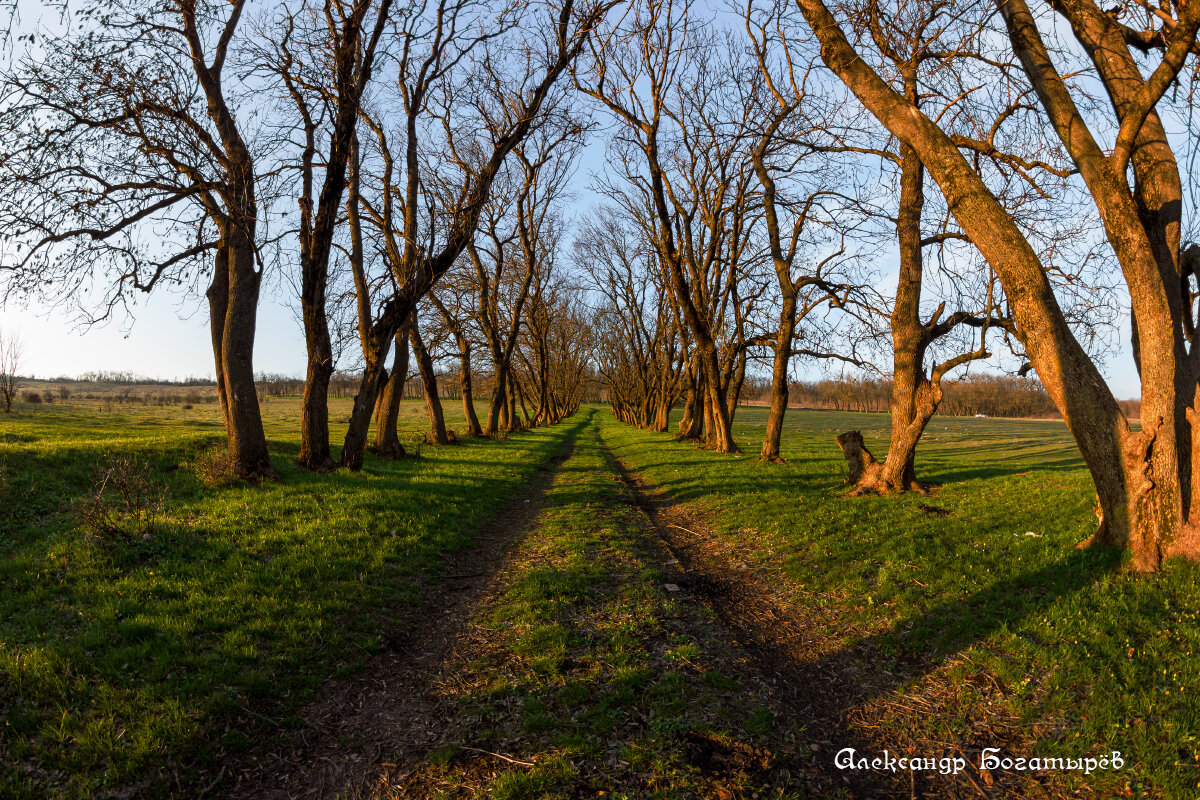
[
  {"xmin": 460, "ymin": 746, "xmax": 535, "ymax": 766},
  {"xmin": 196, "ymin": 765, "xmax": 226, "ymax": 798},
  {"xmin": 963, "ymin": 768, "xmax": 988, "ymax": 797},
  {"xmin": 669, "ymin": 523, "xmax": 700, "ymax": 535}
]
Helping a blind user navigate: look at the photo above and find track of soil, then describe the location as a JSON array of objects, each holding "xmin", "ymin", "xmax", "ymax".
[
  {"xmin": 220, "ymin": 414, "xmax": 1052, "ymax": 799},
  {"xmin": 223, "ymin": 423, "xmax": 585, "ymax": 799}
]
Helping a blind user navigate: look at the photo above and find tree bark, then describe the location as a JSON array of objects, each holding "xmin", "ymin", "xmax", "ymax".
[
  {"xmin": 206, "ymin": 248, "xmax": 232, "ymax": 432},
  {"xmin": 220, "ymin": 231, "xmax": 277, "ymax": 482},
  {"xmin": 486, "ymin": 367, "xmax": 507, "ymax": 436},
  {"xmin": 760, "ymin": 301, "xmax": 796, "ymax": 462},
  {"xmin": 410, "ymin": 318, "xmax": 449, "ymax": 444},
  {"xmin": 373, "ymin": 324, "xmax": 410, "ymax": 459},
  {"xmin": 677, "ymin": 364, "xmax": 703, "ymax": 440},
  {"xmin": 297, "ymin": 277, "xmax": 335, "ymax": 470},
  {"xmin": 459, "ymin": 341, "xmax": 483, "ymax": 436},
  {"xmin": 836, "ymin": 430, "xmax": 884, "ymax": 492}
]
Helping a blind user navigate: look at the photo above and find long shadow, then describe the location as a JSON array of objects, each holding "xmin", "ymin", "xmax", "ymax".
[
  {"xmin": 923, "ymin": 458, "xmax": 1087, "ymax": 484},
  {"xmin": 0, "ymin": 413, "xmax": 592, "ymax": 798},
  {"xmin": 603, "ymin": 431, "xmax": 1121, "ymax": 798},
  {"xmin": 221, "ymin": 412, "xmax": 591, "ymax": 799}
]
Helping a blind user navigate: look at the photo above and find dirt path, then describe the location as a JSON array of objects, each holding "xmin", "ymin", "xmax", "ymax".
[
  {"xmin": 224, "ymin": 419, "xmax": 588, "ymax": 799},
  {"xmin": 220, "ymin": 410, "xmax": 1030, "ymax": 799}
]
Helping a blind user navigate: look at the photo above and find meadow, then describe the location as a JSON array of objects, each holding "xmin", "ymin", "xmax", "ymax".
[
  {"xmin": 2, "ymin": 398, "xmax": 1198, "ymax": 798},
  {"xmin": 0, "ymin": 396, "xmax": 569, "ymax": 798},
  {"xmin": 598, "ymin": 407, "xmax": 1200, "ymax": 799}
]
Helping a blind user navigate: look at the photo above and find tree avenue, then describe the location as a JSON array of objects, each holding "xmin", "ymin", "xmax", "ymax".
[{"xmin": 1, "ymin": 0, "xmax": 1197, "ymax": 572}]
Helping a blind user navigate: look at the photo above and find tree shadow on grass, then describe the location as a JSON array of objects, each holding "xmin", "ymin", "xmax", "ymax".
[
  {"xmin": 0, "ymin": 415, "xmax": 590, "ymax": 798},
  {"xmin": 638, "ymin": 473, "xmax": 1122, "ymax": 797},
  {"xmin": 921, "ymin": 457, "xmax": 1086, "ymax": 485}
]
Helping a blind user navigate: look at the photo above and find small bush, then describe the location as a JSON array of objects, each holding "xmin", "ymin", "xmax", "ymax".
[
  {"xmin": 23, "ymin": 391, "xmax": 41, "ymax": 404},
  {"xmin": 192, "ymin": 443, "xmax": 235, "ymax": 488},
  {"xmin": 75, "ymin": 454, "xmax": 167, "ymax": 541}
]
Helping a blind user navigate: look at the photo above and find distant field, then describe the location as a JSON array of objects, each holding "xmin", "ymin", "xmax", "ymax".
[{"xmin": 734, "ymin": 405, "xmax": 1084, "ymax": 477}]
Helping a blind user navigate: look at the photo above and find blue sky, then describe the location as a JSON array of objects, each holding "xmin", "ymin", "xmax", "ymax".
[{"xmin": 0, "ymin": 0, "xmax": 1145, "ymax": 400}]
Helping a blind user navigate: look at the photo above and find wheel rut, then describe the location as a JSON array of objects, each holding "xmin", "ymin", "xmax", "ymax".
[
  {"xmin": 223, "ymin": 420, "xmax": 587, "ymax": 800},
  {"xmin": 596, "ymin": 432, "xmax": 919, "ymax": 799}
]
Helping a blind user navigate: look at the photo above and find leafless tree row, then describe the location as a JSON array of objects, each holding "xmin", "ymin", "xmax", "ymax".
[
  {"xmin": 577, "ymin": 0, "xmax": 1197, "ymax": 570},
  {"xmin": 2, "ymin": 0, "xmax": 1198, "ymax": 570},
  {"xmin": 0, "ymin": 0, "xmax": 615, "ymax": 475}
]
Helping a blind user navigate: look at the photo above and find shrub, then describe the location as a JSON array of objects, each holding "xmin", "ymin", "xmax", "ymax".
[
  {"xmin": 191, "ymin": 442, "xmax": 235, "ymax": 488},
  {"xmin": 75, "ymin": 454, "xmax": 167, "ymax": 540},
  {"xmin": 23, "ymin": 391, "xmax": 41, "ymax": 403}
]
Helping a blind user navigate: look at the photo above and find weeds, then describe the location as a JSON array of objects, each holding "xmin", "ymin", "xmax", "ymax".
[
  {"xmin": 74, "ymin": 454, "xmax": 166, "ymax": 540},
  {"xmin": 191, "ymin": 441, "xmax": 235, "ymax": 488}
]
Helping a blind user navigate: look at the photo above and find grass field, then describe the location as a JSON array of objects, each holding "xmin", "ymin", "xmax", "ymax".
[
  {"xmin": 0, "ymin": 396, "xmax": 572, "ymax": 799},
  {"xmin": 598, "ymin": 407, "xmax": 1200, "ymax": 799},
  {"xmin": 2, "ymin": 398, "xmax": 1199, "ymax": 798}
]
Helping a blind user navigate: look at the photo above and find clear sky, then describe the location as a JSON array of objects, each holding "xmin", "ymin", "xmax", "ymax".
[{"xmin": 0, "ymin": 0, "xmax": 1145, "ymax": 400}]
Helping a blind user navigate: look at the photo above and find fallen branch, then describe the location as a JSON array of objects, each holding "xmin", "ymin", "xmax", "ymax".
[{"xmin": 460, "ymin": 746, "xmax": 536, "ymax": 766}]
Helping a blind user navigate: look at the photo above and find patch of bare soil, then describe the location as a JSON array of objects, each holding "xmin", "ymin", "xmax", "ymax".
[
  {"xmin": 220, "ymin": 427, "xmax": 582, "ymax": 800},
  {"xmin": 603, "ymin": 444, "xmax": 1062, "ymax": 800}
]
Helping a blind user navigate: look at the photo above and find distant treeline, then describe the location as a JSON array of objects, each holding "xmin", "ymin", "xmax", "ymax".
[
  {"xmin": 740, "ymin": 374, "xmax": 1140, "ymax": 419},
  {"xmin": 40, "ymin": 371, "xmax": 219, "ymax": 386},
  {"xmin": 258, "ymin": 369, "xmax": 609, "ymax": 404}
]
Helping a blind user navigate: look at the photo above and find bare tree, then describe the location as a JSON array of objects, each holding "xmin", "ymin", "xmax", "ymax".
[
  {"xmin": 794, "ymin": 0, "xmax": 1200, "ymax": 569},
  {"xmin": 0, "ymin": 0, "xmax": 279, "ymax": 480},
  {"xmin": 578, "ymin": 0, "xmax": 765, "ymax": 454},
  {"xmin": 579, "ymin": 208, "xmax": 686, "ymax": 431},
  {"xmin": 0, "ymin": 328, "xmax": 21, "ymax": 412},
  {"xmin": 338, "ymin": 0, "xmax": 617, "ymax": 469},
  {"xmin": 268, "ymin": 0, "xmax": 394, "ymax": 471},
  {"xmin": 428, "ymin": 277, "xmax": 485, "ymax": 435}
]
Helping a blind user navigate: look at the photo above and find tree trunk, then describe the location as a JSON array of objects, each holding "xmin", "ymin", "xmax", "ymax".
[
  {"xmin": 836, "ymin": 430, "xmax": 884, "ymax": 492},
  {"xmin": 677, "ymin": 365, "xmax": 703, "ymax": 440},
  {"xmin": 515, "ymin": 378, "xmax": 532, "ymax": 428},
  {"xmin": 373, "ymin": 324, "xmax": 410, "ymax": 459},
  {"xmin": 864, "ymin": 144, "xmax": 938, "ymax": 493},
  {"xmin": 760, "ymin": 313, "xmax": 794, "ymax": 462},
  {"xmin": 220, "ymin": 233, "xmax": 278, "ymax": 482},
  {"xmin": 341, "ymin": 322, "xmax": 395, "ymax": 470},
  {"xmin": 699, "ymin": 343, "xmax": 739, "ymax": 454},
  {"xmin": 207, "ymin": 248, "xmax": 232, "ymax": 432},
  {"xmin": 298, "ymin": 273, "xmax": 336, "ymax": 471},
  {"xmin": 459, "ymin": 340, "xmax": 483, "ymax": 436},
  {"xmin": 409, "ymin": 319, "xmax": 449, "ymax": 444},
  {"xmin": 487, "ymin": 366, "xmax": 507, "ymax": 436}
]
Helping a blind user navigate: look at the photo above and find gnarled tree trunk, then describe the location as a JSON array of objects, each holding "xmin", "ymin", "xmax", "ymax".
[
  {"xmin": 410, "ymin": 318, "xmax": 449, "ymax": 444},
  {"xmin": 373, "ymin": 324, "xmax": 411, "ymax": 459}
]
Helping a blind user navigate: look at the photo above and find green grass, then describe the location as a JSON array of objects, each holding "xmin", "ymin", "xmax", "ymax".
[
  {"xmin": 404, "ymin": 409, "xmax": 796, "ymax": 799},
  {"xmin": 7, "ymin": 394, "xmax": 1200, "ymax": 798},
  {"xmin": 0, "ymin": 396, "xmax": 574, "ymax": 799},
  {"xmin": 597, "ymin": 406, "xmax": 1200, "ymax": 799}
]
